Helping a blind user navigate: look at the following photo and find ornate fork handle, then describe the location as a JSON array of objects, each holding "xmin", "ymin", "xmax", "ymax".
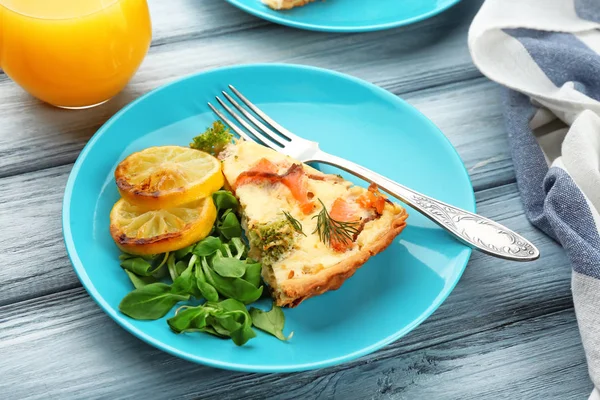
[{"xmin": 314, "ymin": 151, "xmax": 540, "ymax": 261}]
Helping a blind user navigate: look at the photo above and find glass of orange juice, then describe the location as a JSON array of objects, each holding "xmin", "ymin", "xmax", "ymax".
[{"xmin": 0, "ymin": 0, "xmax": 152, "ymax": 109}]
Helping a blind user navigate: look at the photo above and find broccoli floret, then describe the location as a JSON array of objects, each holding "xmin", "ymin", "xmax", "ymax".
[
  {"xmin": 248, "ymin": 219, "xmax": 298, "ymax": 266},
  {"xmin": 190, "ymin": 121, "xmax": 233, "ymax": 156}
]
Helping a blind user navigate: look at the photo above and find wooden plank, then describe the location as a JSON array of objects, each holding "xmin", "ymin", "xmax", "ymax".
[
  {"xmin": 0, "ymin": 0, "xmax": 484, "ymax": 178},
  {"xmin": 404, "ymin": 79, "xmax": 513, "ymax": 190},
  {"xmin": 147, "ymin": 0, "xmax": 269, "ymax": 46},
  {"xmin": 0, "ymin": 285, "xmax": 588, "ymax": 399},
  {"xmin": 0, "ymin": 165, "xmax": 74, "ymax": 306},
  {"xmin": 210, "ymin": 310, "xmax": 590, "ymax": 400}
]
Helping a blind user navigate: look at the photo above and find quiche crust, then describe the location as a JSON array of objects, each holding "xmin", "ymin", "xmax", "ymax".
[
  {"xmin": 267, "ymin": 206, "xmax": 408, "ymax": 307},
  {"xmin": 262, "ymin": 0, "xmax": 316, "ymax": 10}
]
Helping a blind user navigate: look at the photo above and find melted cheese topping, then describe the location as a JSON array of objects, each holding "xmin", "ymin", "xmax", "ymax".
[{"xmin": 221, "ymin": 140, "xmax": 401, "ymax": 286}]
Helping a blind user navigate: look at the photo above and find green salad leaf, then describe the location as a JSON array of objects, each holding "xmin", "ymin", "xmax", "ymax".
[
  {"xmin": 167, "ymin": 299, "xmax": 256, "ymax": 346},
  {"xmin": 167, "ymin": 254, "xmax": 178, "ymax": 281},
  {"xmin": 124, "ymin": 270, "xmax": 158, "ymax": 289},
  {"xmin": 213, "ymin": 190, "xmax": 239, "ymax": 213},
  {"xmin": 173, "ymin": 245, "xmax": 194, "ymax": 260},
  {"xmin": 116, "ymin": 182, "xmax": 289, "ymax": 346},
  {"xmin": 211, "ymin": 252, "xmax": 247, "ymax": 278},
  {"xmin": 193, "ymin": 236, "xmax": 223, "ymax": 257},
  {"xmin": 119, "ymin": 283, "xmax": 190, "ymax": 320},
  {"xmin": 120, "ymin": 252, "xmax": 169, "ymax": 277},
  {"xmin": 230, "ymin": 237, "xmax": 246, "ymax": 259},
  {"xmin": 171, "ymin": 259, "xmax": 196, "ymax": 295},
  {"xmin": 243, "ymin": 260, "xmax": 262, "ymax": 289},
  {"xmin": 201, "ymin": 257, "xmax": 263, "ymax": 304},
  {"xmin": 218, "ymin": 210, "xmax": 242, "ymax": 239},
  {"xmin": 195, "ymin": 265, "xmax": 219, "ymax": 302},
  {"xmin": 167, "ymin": 306, "xmax": 209, "ymax": 333},
  {"xmin": 120, "ymin": 257, "xmax": 155, "ymax": 276},
  {"xmin": 250, "ymin": 304, "xmax": 292, "ymax": 341},
  {"xmin": 175, "ymin": 261, "xmax": 188, "ymax": 278}
]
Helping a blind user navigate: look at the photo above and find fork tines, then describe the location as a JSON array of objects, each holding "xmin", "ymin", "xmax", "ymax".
[{"xmin": 209, "ymin": 85, "xmax": 299, "ymax": 152}]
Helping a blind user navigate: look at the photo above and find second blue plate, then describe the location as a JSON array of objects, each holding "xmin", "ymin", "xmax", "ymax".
[{"xmin": 225, "ymin": 0, "xmax": 462, "ymax": 32}]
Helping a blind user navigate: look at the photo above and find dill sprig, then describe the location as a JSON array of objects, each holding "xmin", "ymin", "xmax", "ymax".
[
  {"xmin": 312, "ymin": 199, "xmax": 360, "ymax": 247},
  {"xmin": 282, "ymin": 210, "xmax": 306, "ymax": 236}
]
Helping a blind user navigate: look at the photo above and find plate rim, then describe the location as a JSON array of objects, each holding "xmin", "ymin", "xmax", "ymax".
[
  {"xmin": 224, "ymin": 0, "xmax": 462, "ymax": 32},
  {"xmin": 62, "ymin": 63, "xmax": 474, "ymax": 373}
]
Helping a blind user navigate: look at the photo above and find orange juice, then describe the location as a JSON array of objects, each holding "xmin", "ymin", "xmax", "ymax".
[{"xmin": 0, "ymin": 0, "xmax": 151, "ymax": 108}]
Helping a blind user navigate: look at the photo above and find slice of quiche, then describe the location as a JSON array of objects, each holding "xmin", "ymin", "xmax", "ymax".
[
  {"xmin": 220, "ymin": 140, "xmax": 408, "ymax": 307},
  {"xmin": 262, "ymin": 0, "xmax": 316, "ymax": 10}
]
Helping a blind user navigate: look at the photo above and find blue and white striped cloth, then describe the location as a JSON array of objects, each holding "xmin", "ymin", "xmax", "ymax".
[{"xmin": 469, "ymin": 1, "xmax": 600, "ymax": 398}]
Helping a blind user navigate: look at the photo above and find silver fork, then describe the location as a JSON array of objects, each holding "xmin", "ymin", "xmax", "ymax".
[{"xmin": 209, "ymin": 85, "xmax": 540, "ymax": 262}]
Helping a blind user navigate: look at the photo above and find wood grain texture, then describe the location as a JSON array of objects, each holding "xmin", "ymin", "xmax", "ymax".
[
  {"xmin": 0, "ymin": 182, "xmax": 589, "ymax": 399},
  {"xmin": 404, "ymin": 79, "xmax": 513, "ymax": 190},
  {"xmin": 0, "ymin": 183, "xmax": 590, "ymax": 399},
  {"xmin": 0, "ymin": 165, "xmax": 73, "ymax": 307},
  {"xmin": 0, "ymin": 297, "xmax": 589, "ymax": 400},
  {"xmin": 147, "ymin": 0, "xmax": 270, "ymax": 45},
  {"xmin": 0, "ymin": 0, "xmax": 484, "ymax": 178},
  {"xmin": 0, "ymin": 0, "xmax": 590, "ymax": 397}
]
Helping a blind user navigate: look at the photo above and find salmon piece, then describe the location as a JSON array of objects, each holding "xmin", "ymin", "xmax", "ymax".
[
  {"xmin": 251, "ymin": 158, "xmax": 279, "ymax": 174},
  {"xmin": 235, "ymin": 160, "xmax": 314, "ymax": 214},
  {"xmin": 328, "ymin": 198, "xmax": 360, "ymax": 252},
  {"xmin": 281, "ymin": 164, "xmax": 314, "ymax": 214},
  {"xmin": 329, "ymin": 197, "xmax": 358, "ymax": 221},
  {"xmin": 234, "ymin": 158, "xmax": 279, "ymax": 188},
  {"xmin": 357, "ymin": 184, "xmax": 386, "ymax": 215}
]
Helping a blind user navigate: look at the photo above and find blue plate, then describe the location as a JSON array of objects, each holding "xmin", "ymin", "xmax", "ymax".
[
  {"xmin": 225, "ymin": 0, "xmax": 462, "ymax": 32},
  {"xmin": 63, "ymin": 64, "xmax": 474, "ymax": 373}
]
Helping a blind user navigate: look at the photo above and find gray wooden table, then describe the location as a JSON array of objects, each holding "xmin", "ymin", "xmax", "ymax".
[{"xmin": 0, "ymin": 1, "xmax": 593, "ymax": 398}]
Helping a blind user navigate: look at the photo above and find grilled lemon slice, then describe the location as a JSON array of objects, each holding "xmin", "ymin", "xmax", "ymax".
[
  {"xmin": 115, "ymin": 146, "xmax": 224, "ymax": 210},
  {"xmin": 110, "ymin": 197, "xmax": 217, "ymax": 255}
]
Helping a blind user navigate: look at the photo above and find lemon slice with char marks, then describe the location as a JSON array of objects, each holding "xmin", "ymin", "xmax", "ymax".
[
  {"xmin": 115, "ymin": 146, "xmax": 224, "ymax": 210},
  {"xmin": 110, "ymin": 196, "xmax": 217, "ymax": 255}
]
